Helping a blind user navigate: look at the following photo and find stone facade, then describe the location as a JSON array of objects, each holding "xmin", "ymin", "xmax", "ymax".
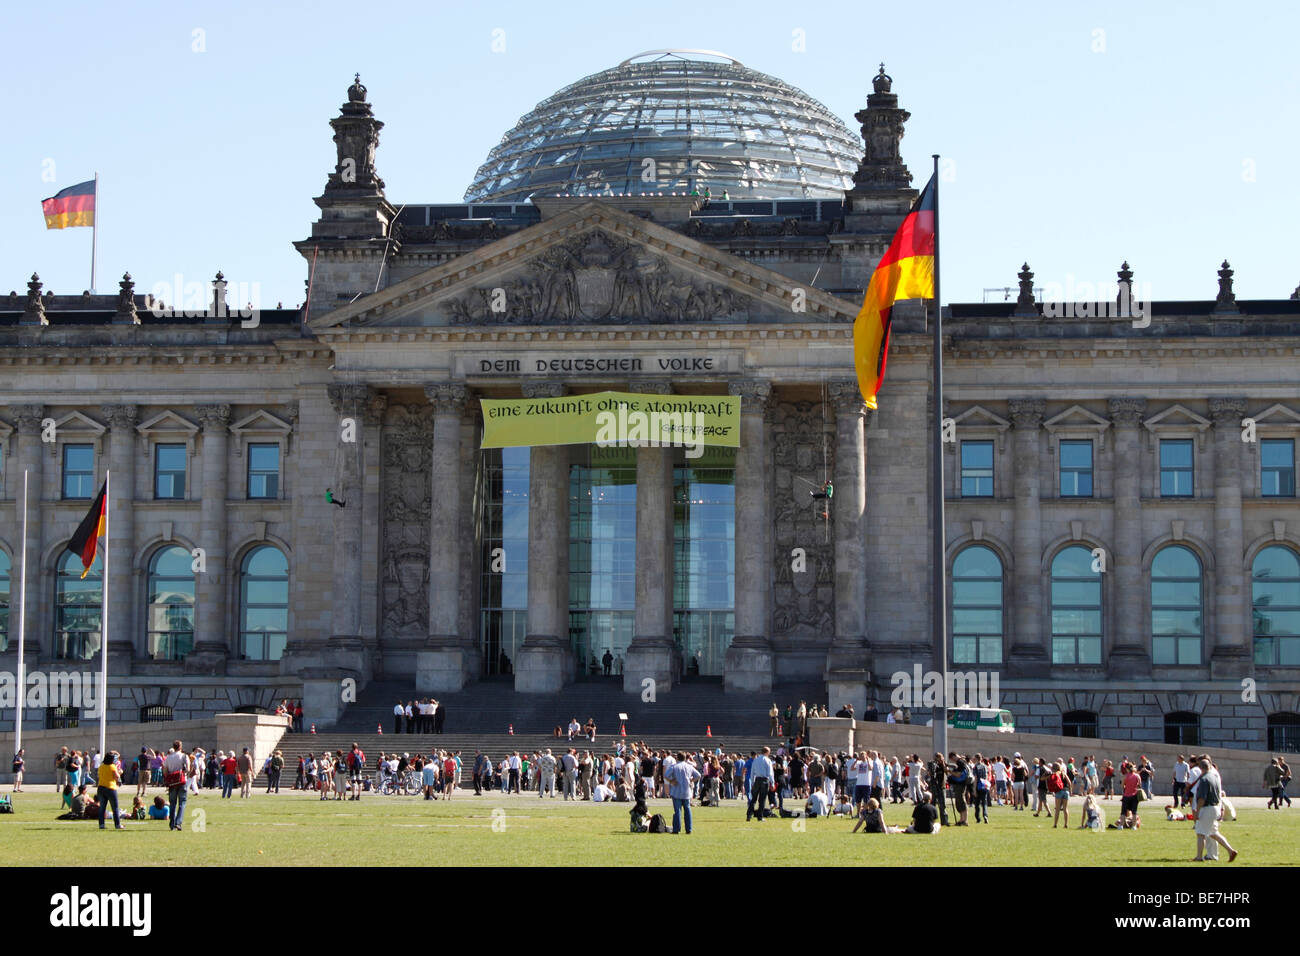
[{"xmin": 0, "ymin": 72, "xmax": 1297, "ymax": 753}]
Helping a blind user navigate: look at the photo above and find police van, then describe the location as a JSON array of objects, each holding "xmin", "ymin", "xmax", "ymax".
[{"xmin": 946, "ymin": 707, "xmax": 1016, "ymax": 733}]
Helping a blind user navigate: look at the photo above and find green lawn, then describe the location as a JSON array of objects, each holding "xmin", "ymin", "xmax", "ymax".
[{"xmin": 2, "ymin": 788, "xmax": 1295, "ymax": 866}]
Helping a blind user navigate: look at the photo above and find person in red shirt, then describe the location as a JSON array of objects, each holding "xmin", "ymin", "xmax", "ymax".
[
  {"xmin": 220, "ymin": 752, "xmax": 239, "ymax": 799},
  {"xmin": 1049, "ymin": 762, "xmax": 1071, "ymax": 828},
  {"xmin": 443, "ymin": 755, "xmax": 457, "ymax": 798},
  {"xmin": 1120, "ymin": 761, "xmax": 1143, "ymax": 827}
]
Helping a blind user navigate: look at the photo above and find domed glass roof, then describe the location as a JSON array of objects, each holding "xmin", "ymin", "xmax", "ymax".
[{"xmin": 464, "ymin": 50, "xmax": 862, "ymax": 203}]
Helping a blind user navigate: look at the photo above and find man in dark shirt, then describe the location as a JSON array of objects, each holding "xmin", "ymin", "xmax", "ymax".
[{"xmin": 908, "ymin": 793, "xmax": 940, "ymax": 833}]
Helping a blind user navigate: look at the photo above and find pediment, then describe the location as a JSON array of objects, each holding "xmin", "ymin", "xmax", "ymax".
[
  {"xmin": 1250, "ymin": 403, "xmax": 1300, "ymax": 427},
  {"xmin": 136, "ymin": 409, "xmax": 200, "ymax": 438},
  {"xmin": 230, "ymin": 410, "xmax": 292, "ymax": 436},
  {"xmin": 1045, "ymin": 404, "xmax": 1111, "ymax": 431},
  {"xmin": 1142, "ymin": 404, "xmax": 1211, "ymax": 432},
  {"xmin": 53, "ymin": 410, "xmax": 106, "ymax": 435},
  {"xmin": 310, "ymin": 201, "xmax": 858, "ymax": 331},
  {"xmin": 952, "ymin": 405, "xmax": 1011, "ymax": 431}
]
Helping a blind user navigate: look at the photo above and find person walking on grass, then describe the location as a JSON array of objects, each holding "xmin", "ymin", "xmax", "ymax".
[
  {"xmin": 1192, "ymin": 758, "xmax": 1237, "ymax": 862},
  {"xmin": 237, "ymin": 747, "xmax": 254, "ymax": 798},
  {"xmin": 97, "ymin": 750, "xmax": 124, "ymax": 830},
  {"xmin": 163, "ymin": 740, "xmax": 188, "ymax": 831}
]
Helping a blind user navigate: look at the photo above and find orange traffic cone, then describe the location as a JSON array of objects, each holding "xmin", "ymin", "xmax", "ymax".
[
  {"xmin": 508, "ymin": 724, "xmax": 514, "ymax": 735},
  {"xmin": 377, "ymin": 723, "xmax": 383, "ymax": 735},
  {"xmin": 310, "ymin": 723, "xmax": 316, "ymax": 735},
  {"xmin": 620, "ymin": 722, "xmax": 627, "ymax": 737},
  {"xmin": 706, "ymin": 725, "xmax": 712, "ymax": 737}
]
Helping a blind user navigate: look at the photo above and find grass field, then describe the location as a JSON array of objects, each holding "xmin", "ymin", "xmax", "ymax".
[{"xmin": 2, "ymin": 787, "xmax": 1296, "ymax": 866}]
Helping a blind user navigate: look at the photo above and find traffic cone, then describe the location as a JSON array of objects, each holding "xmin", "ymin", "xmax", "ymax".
[
  {"xmin": 620, "ymin": 722, "xmax": 626, "ymax": 737},
  {"xmin": 377, "ymin": 723, "xmax": 383, "ymax": 735},
  {"xmin": 508, "ymin": 724, "xmax": 514, "ymax": 735},
  {"xmin": 310, "ymin": 723, "xmax": 316, "ymax": 735},
  {"xmin": 706, "ymin": 725, "xmax": 712, "ymax": 737}
]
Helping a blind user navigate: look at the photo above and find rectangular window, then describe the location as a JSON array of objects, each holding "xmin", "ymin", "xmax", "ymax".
[
  {"xmin": 154, "ymin": 444, "xmax": 187, "ymax": 499},
  {"xmin": 1261, "ymin": 439, "xmax": 1296, "ymax": 497},
  {"xmin": 247, "ymin": 443, "xmax": 280, "ymax": 499},
  {"xmin": 1059, "ymin": 440, "xmax": 1094, "ymax": 497},
  {"xmin": 960, "ymin": 441, "xmax": 994, "ymax": 497},
  {"xmin": 62, "ymin": 444, "xmax": 95, "ymax": 499},
  {"xmin": 1159, "ymin": 439, "xmax": 1195, "ymax": 497}
]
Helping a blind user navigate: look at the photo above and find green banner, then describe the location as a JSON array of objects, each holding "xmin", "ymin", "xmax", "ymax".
[{"xmin": 480, "ymin": 390, "xmax": 741, "ymax": 450}]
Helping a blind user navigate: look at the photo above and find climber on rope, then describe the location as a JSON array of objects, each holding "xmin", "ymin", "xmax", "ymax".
[{"xmin": 326, "ymin": 488, "xmax": 346, "ymax": 508}]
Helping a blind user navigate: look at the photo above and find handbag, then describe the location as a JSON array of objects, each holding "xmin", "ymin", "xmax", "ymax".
[{"xmin": 164, "ymin": 769, "xmax": 186, "ymax": 788}]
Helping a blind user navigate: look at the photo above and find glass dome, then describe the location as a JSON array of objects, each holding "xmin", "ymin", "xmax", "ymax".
[{"xmin": 464, "ymin": 50, "xmax": 862, "ymax": 203}]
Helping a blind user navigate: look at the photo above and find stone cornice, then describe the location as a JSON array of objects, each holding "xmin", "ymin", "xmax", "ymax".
[{"xmin": 0, "ymin": 343, "xmax": 331, "ymax": 368}]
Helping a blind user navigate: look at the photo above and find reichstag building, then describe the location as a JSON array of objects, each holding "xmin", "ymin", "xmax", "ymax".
[{"xmin": 2, "ymin": 51, "xmax": 1298, "ymax": 751}]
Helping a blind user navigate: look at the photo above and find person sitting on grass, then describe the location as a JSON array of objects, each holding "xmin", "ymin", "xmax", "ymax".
[
  {"xmin": 630, "ymin": 798, "xmax": 649, "ymax": 833},
  {"xmin": 148, "ymin": 795, "xmax": 170, "ymax": 821},
  {"xmin": 832, "ymin": 794, "xmax": 855, "ymax": 816},
  {"xmin": 60, "ymin": 785, "xmax": 74, "ymax": 811},
  {"xmin": 1080, "ymin": 793, "xmax": 1104, "ymax": 830},
  {"xmin": 905, "ymin": 793, "xmax": 940, "ymax": 833},
  {"xmin": 853, "ymin": 797, "xmax": 888, "ymax": 833},
  {"xmin": 805, "ymin": 789, "xmax": 830, "ymax": 817},
  {"xmin": 129, "ymin": 796, "xmax": 149, "ymax": 821}
]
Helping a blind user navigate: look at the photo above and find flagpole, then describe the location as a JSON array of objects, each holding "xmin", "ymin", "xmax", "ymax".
[
  {"xmin": 15, "ymin": 469, "xmax": 29, "ymax": 760},
  {"xmin": 99, "ymin": 468, "xmax": 109, "ymax": 757},
  {"xmin": 930, "ymin": 154, "xmax": 948, "ymax": 761},
  {"xmin": 90, "ymin": 172, "xmax": 98, "ymax": 293}
]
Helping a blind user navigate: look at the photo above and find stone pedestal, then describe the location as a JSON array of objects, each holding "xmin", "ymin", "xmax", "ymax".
[
  {"xmin": 515, "ymin": 637, "xmax": 572, "ymax": 694},
  {"xmin": 415, "ymin": 646, "xmax": 477, "ymax": 693},
  {"xmin": 622, "ymin": 638, "xmax": 681, "ymax": 695},
  {"xmin": 806, "ymin": 717, "xmax": 855, "ymax": 754},
  {"xmin": 724, "ymin": 642, "xmax": 774, "ymax": 694},
  {"xmin": 825, "ymin": 671, "xmax": 873, "ymax": 722},
  {"xmin": 300, "ymin": 668, "xmax": 358, "ymax": 729}
]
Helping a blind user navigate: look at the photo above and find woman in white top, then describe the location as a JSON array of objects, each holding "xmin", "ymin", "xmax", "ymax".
[{"xmin": 907, "ymin": 755, "xmax": 925, "ymax": 803}]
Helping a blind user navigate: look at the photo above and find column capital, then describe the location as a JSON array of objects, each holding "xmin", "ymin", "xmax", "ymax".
[
  {"xmin": 1208, "ymin": 396, "xmax": 1249, "ymax": 425},
  {"xmin": 328, "ymin": 383, "xmax": 374, "ymax": 414},
  {"xmin": 100, "ymin": 404, "xmax": 140, "ymax": 430},
  {"xmin": 12, "ymin": 404, "xmax": 46, "ymax": 433},
  {"xmin": 1107, "ymin": 396, "xmax": 1146, "ymax": 426},
  {"xmin": 628, "ymin": 379, "xmax": 674, "ymax": 395},
  {"xmin": 363, "ymin": 391, "xmax": 389, "ymax": 427},
  {"xmin": 827, "ymin": 380, "xmax": 868, "ymax": 417},
  {"xmin": 520, "ymin": 381, "xmax": 565, "ymax": 399},
  {"xmin": 1008, "ymin": 397, "xmax": 1046, "ymax": 429},
  {"xmin": 424, "ymin": 383, "xmax": 470, "ymax": 415},
  {"xmin": 194, "ymin": 403, "xmax": 232, "ymax": 429},
  {"xmin": 728, "ymin": 379, "xmax": 771, "ymax": 413}
]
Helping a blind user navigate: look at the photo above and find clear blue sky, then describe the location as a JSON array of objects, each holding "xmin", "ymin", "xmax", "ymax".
[{"xmin": 3, "ymin": 0, "xmax": 1296, "ymax": 309}]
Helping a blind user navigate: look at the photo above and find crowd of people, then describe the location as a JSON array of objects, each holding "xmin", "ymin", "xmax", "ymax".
[{"xmin": 391, "ymin": 699, "xmax": 446, "ymax": 734}]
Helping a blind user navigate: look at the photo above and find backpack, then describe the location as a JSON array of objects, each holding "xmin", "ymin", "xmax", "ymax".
[{"xmin": 647, "ymin": 813, "xmax": 668, "ymax": 833}]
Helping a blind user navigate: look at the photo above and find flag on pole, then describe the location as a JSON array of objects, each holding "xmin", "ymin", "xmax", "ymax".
[
  {"xmin": 67, "ymin": 482, "xmax": 107, "ymax": 578},
  {"xmin": 852, "ymin": 173, "xmax": 937, "ymax": 409},
  {"xmin": 41, "ymin": 179, "xmax": 97, "ymax": 229}
]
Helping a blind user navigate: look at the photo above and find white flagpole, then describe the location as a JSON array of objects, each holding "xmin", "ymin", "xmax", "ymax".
[
  {"xmin": 99, "ymin": 469, "xmax": 109, "ymax": 757},
  {"xmin": 15, "ymin": 469, "xmax": 29, "ymax": 759}
]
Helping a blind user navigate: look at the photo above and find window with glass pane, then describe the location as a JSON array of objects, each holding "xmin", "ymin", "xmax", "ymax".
[
  {"xmin": 154, "ymin": 444, "xmax": 187, "ymax": 499},
  {"xmin": 147, "ymin": 546, "xmax": 195, "ymax": 660},
  {"xmin": 62, "ymin": 444, "xmax": 95, "ymax": 499},
  {"xmin": 951, "ymin": 545, "xmax": 1003, "ymax": 664},
  {"xmin": 240, "ymin": 545, "xmax": 288, "ymax": 660},
  {"xmin": 1051, "ymin": 546, "xmax": 1103, "ymax": 665},
  {"xmin": 1261, "ymin": 439, "xmax": 1296, "ymax": 497},
  {"xmin": 55, "ymin": 551, "xmax": 101, "ymax": 659},
  {"xmin": 1164, "ymin": 711, "xmax": 1200, "ymax": 746},
  {"xmin": 1159, "ymin": 439, "xmax": 1194, "ymax": 497},
  {"xmin": 1253, "ymin": 546, "xmax": 1300, "ymax": 666},
  {"xmin": 479, "ymin": 447, "xmax": 529, "ymax": 675},
  {"xmin": 673, "ymin": 449, "xmax": 736, "ymax": 676},
  {"xmin": 1059, "ymin": 440, "xmax": 1093, "ymax": 497},
  {"xmin": 1151, "ymin": 545, "xmax": 1202, "ymax": 665},
  {"xmin": 0, "ymin": 550, "xmax": 9, "ymax": 652},
  {"xmin": 247, "ymin": 443, "xmax": 280, "ymax": 499},
  {"xmin": 960, "ymin": 441, "xmax": 994, "ymax": 497},
  {"xmin": 569, "ymin": 449, "xmax": 637, "ymax": 676}
]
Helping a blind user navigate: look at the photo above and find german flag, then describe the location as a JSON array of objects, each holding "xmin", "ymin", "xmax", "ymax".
[
  {"xmin": 853, "ymin": 173, "xmax": 937, "ymax": 409},
  {"xmin": 41, "ymin": 179, "xmax": 96, "ymax": 230},
  {"xmin": 67, "ymin": 482, "xmax": 107, "ymax": 579}
]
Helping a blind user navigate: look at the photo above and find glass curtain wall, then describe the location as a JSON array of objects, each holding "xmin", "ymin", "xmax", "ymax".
[
  {"xmin": 673, "ymin": 447, "xmax": 735, "ymax": 676},
  {"xmin": 479, "ymin": 447, "xmax": 529, "ymax": 676}
]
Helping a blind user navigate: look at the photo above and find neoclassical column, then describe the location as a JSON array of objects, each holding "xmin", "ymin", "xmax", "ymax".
[
  {"xmin": 1209, "ymin": 397, "xmax": 1251, "ymax": 676},
  {"xmin": 1007, "ymin": 398, "xmax": 1048, "ymax": 673},
  {"xmin": 824, "ymin": 381, "xmax": 872, "ymax": 715},
  {"xmin": 358, "ymin": 391, "xmax": 388, "ymax": 651},
  {"xmin": 325, "ymin": 385, "xmax": 372, "ymax": 644},
  {"xmin": 624, "ymin": 380, "xmax": 679, "ymax": 693},
  {"xmin": 12, "ymin": 406, "xmax": 45, "ymax": 658},
  {"xmin": 1108, "ymin": 396, "xmax": 1150, "ymax": 676},
  {"xmin": 101, "ymin": 404, "xmax": 139, "ymax": 665},
  {"xmin": 514, "ymin": 382, "xmax": 572, "ymax": 693},
  {"xmin": 191, "ymin": 404, "xmax": 231, "ymax": 670},
  {"xmin": 724, "ymin": 380, "xmax": 774, "ymax": 694}
]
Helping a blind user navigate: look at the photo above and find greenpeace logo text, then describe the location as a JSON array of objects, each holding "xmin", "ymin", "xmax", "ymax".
[
  {"xmin": 50, "ymin": 886, "xmax": 151, "ymax": 936},
  {"xmin": 889, "ymin": 666, "xmax": 1000, "ymax": 710},
  {"xmin": 0, "ymin": 668, "xmax": 102, "ymax": 717}
]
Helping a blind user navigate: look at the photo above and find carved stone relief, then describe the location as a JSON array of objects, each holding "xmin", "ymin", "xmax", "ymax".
[{"xmin": 380, "ymin": 404, "xmax": 433, "ymax": 641}]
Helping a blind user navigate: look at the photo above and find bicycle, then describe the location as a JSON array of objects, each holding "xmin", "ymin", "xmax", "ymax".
[{"xmin": 371, "ymin": 771, "xmax": 423, "ymax": 795}]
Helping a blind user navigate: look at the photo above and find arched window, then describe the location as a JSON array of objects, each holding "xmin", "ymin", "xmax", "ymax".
[
  {"xmin": 951, "ymin": 545, "xmax": 1003, "ymax": 664},
  {"xmin": 240, "ymin": 545, "xmax": 288, "ymax": 661},
  {"xmin": 1253, "ymin": 546, "xmax": 1300, "ymax": 666},
  {"xmin": 1267, "ymin": 713, "xmax": 1300, "ymax": 753},
  {"xmin": 1164, "ymin": 711, "xmax": 1200, "ymax": 747},
  {"xmin": 147, "ymin": 546, "xmax": 195, "ymax": 661},
  {"xmin": 1062, "ymin": 710, "xmax": 1099, "ymax": 738},
  {"xmin": 1051, "ymin": 546, "xmax": 1102, "ymax": 665},
  {"xmin": 0, "ymin": 550, "xmax": 9, "ymax": 652},
  {"xmin": 1151, "ymin": 546, "xmax": 1202, "ymax": 666},
  {"xmin": 55, "ymin": 550, "xmax": 102, "ymax": 660}
]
